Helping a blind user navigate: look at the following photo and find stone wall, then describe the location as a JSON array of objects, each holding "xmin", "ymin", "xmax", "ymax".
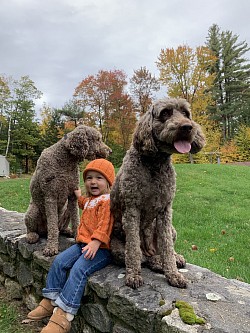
[{"xmin": 0, "ymin": 207, "xmax": 250, "ymax": 333}]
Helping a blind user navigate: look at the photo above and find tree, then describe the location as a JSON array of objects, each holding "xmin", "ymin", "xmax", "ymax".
[
  {"xmin": 156, "ymin": 45, "xmax": 216, "ymax": 104},
  {"xmin": 40, "ymin": 104, "xmax": 64, "ymax": 148},
  {"xmin": 129, "ymin": 66, "xmax": 160, "ymax": 115},
  {"xmin": 234, "ymin": 125, "xmax": 250, "ymax": 160},
  {"xmin": 58, "ymin": 99, "xmax": 86, "ymax": 127},
  {"xmin": 11, "ymin": 100, "xmax": 40, "ymax": 173},
  {"xmin": 206, "ymin": 24, "xmax": 250, "ymax": 141},
  {"xmin": 74, "ymin": 69, "xmax": 128, "ymax": 142},
  {"xmin": 3, "ymin": 76, "xmax": 42, "ymax": 157},
  {"xmin": 0, "ymin": 75, "xmax": 11, "ymax": 135}
]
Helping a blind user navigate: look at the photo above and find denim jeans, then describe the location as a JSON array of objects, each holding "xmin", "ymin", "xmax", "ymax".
[{"xmin": 42, "ymin": 243, "xmax": 112, "ymax": 315}]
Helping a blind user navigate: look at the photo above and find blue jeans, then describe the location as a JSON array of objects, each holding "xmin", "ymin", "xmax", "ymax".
[{"xmin": 42, "ymin": 243, "xmax": 112, "ymax": 315}]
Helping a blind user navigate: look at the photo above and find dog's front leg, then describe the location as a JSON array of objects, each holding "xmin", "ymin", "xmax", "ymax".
[
  {"xmin": 157, "ymin": 206, "xmax": 187, "ymax": 288},
  {"xmin": 123, "ymin": 209, "xmax": 143, "ymax": 288},
  {"xmin": 67, "ymin": 194, "xmax": 79, "ymax": 237},
  {"xmin": 43, "ymin": 197, "xmax": 59, "ymax": 256},
  {"xmin": 25, "ymin": 201, "xmax": 41, "ymax": 244}
]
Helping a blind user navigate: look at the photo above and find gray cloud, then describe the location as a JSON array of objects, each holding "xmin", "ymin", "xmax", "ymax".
[{"xmin": 1, "ymin": 0, "xmax": 250, "ymax": 114}]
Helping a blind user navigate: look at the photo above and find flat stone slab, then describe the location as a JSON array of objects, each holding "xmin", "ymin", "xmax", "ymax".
[{"xmin": 89, "ymin": 264, "xmax": 250, "ymax": 332}]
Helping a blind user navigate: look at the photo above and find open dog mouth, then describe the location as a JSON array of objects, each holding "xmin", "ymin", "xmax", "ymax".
[{"xmin": 174, "ymin": 140, "xmax": 191, "ymax": 154}]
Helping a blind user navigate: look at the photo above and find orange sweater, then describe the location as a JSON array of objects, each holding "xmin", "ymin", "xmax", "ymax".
[{"xmin": 76, "ymin": 194, "xmax": 114, "ymax": 249}]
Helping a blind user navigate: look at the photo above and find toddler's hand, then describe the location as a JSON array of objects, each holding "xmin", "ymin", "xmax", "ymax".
[
  {"xmin": 82, "ymin": 239, "xmax": 101, "ymax": 260},
  {"xmin": 74, "ymin": 188, "xmax": 81, "ymax": 199}
]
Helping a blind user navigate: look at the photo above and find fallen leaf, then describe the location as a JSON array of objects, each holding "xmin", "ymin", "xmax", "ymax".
[
  {"xmin": 22, "ymin": 318, "xmax": 35, "ymax": 324},
  {"xmin": 117, "ymin": 273, "xmax": 125, "ymax": 279},
  {"xmin": 191, "ymin": 245, "xmax": 198, "ymax": 250}
]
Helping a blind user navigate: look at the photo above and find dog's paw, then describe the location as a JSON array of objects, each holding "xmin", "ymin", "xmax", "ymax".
[
  {"xmin": 166, "ymin": 271, "xmax": 188, "ymax": 288},
  {"xmin": 126, "ymin": 273, "xmax": 144, "ymax": 289},
  {"xmin": 175, "ymin": 253, "xmax": 186, "ymax": 268},
  {"xmin": 43, "ymin": 246, "xmax": 58, "ymax": 257},
  {"xmin": 26, "ymin": 232, "xmax": 39, "ymax": 244}
]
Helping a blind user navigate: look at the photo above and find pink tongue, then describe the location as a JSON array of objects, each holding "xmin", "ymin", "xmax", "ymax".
[{"xmin": 174, "ymin": 141, "xmax": 191, "ymax": 154}]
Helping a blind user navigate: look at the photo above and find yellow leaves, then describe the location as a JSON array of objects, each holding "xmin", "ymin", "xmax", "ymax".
[{"xmin": 156, "ymin": 44, "xmax": 217, "ymax": 103}]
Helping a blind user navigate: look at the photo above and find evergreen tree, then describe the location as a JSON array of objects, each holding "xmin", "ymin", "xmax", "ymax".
[
  {"xmin": 206, "ymin": 24, "xmax": 250, "ymax": 140},
  {"xmin": 11, "ymin": 100, "xmax": 40, "ymax": 173},
  {"xmin": 58, "ymin": 99, "xmax": 86, "ymax": 127},
  {"xmin": 40, "ymin": 104, "xmax": 65, "ymax": 148}
]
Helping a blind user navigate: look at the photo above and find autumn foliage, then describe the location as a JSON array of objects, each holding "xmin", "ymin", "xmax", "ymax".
[
  {"xmin": 74, "ymin": 70, "xmax": 136, "ymax": 151},
  {"xmin": 1, "ymin": 28, "xmax": 250, "ymax": 172}
]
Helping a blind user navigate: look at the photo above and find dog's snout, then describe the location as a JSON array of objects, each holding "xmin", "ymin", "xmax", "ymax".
[{"xmin": 181, "ymin": 124, "xmax": 193, "ymax": 132}]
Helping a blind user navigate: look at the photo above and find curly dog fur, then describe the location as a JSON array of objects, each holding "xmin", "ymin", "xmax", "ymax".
[
  {"xmin": 25, "ymin": 125, "xmax": 111, "ymax": 256},
  {"xmin": 110, "ymin": 98, "xmax": 206, "ymax": 289}
]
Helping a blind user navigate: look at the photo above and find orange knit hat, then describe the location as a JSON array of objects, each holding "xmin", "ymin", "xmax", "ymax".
[{"xmin": 83, "ymin": 159, "xmax": 115, "ymax": 186}]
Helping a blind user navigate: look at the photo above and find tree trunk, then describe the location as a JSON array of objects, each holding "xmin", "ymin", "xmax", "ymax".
[{"xmin": 5, "ymin": 116, "xmax": 11, "ymax": 157}]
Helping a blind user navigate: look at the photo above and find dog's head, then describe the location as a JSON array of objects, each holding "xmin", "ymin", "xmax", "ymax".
[
  {"xmin": 133, "ymin": 98, "xmax": 206, "ymax": 155},
  {"xmin": 63, "ymin": 125, "xmax": 112, "ymax": 161}
]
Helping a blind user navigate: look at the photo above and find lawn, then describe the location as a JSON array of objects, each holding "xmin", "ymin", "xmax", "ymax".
[{"xmin": 0, "ymin": 164, "xmax": 249, "ymax": 283}]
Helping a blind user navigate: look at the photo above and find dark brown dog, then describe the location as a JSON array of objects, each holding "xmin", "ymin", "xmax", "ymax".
[{"xmin": 111, "ymin": 98, "xmax": 206, "ymax": 288}]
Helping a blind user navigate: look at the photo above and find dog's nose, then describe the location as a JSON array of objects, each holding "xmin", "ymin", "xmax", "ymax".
[{"xmin": 181, "ymin": 124, "xmax": 193, "ymax": 132}]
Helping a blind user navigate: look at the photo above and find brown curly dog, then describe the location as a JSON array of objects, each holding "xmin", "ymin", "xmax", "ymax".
[
  {"xmin": 110, "ymin": 98, "xmax": 206, "ymax": 289},
  {"xmin": 25, "ymin": 125, "xmax": 111, "ymax": 256}
]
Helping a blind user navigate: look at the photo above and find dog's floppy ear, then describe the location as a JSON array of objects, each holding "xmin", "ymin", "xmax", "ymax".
[
  {"xmin": 133, "ymin": 107, "xmax": 157, "ymax": 154},
  {"xmin": 63, "ymin": 125, "xmax": 89, "ymax": 159}
]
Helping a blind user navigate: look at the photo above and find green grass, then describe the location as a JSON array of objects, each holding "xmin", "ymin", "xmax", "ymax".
[
  {"xmin": 0, "ymin": 164, "xmax": 249, "ymax": 283},
  {"xmin": 0, "ymin": 176, "xmax": 31, "ymax": 213},
  {"xmin": 173, "ymin": 164, "xmax": 250, "ymax": 283},
  {"xmin": 0, "ymin": 301, "xmax": 36, "ymax": 333}
]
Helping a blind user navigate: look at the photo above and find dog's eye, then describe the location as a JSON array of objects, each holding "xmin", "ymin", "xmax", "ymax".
[
  {"xmin": 159, "ymin": 108, "xmax": 173, "ymax": 122},
  {"xmin": 181, "ymin": 109, "xmax": 191, "ymax": 118}
]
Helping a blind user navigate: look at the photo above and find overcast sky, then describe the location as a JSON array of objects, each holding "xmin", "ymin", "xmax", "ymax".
[{"xmin": 1, "ymin": 0, "xmax": 250, "ymax": 116}]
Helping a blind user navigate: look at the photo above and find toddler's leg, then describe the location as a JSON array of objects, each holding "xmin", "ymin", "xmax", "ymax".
[
  {"xmin": 42, "ymin": 244, "xmax": 82, "ymax": 301},
  {"xmin": 55, "ymin": 248, "xmax": 112, "ymax": 315}
]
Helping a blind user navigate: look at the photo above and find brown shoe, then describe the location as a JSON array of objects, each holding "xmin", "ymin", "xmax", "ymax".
[
  {"xmin": 40, "ymin": 308, "xmax": 71, "ymax": 333},
  {"xmin": 27, "ymin": 298, "xmax": 54, "ymax": 320}
]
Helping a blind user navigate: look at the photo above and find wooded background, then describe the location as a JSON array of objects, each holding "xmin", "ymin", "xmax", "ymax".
[{"xmin": 1, "ymin": 24, "xmax": 250, "ymax": 173}]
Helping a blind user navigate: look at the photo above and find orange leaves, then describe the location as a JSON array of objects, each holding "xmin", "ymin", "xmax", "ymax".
[{"xmin": 73, "ymin": 69, "xmax": 136, "ymax": 147}]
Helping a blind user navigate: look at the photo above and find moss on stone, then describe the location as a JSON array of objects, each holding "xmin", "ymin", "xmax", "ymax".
[
  {"xmin": 175, "ymin": 300, "xmax": 206, "ymax": 325},
  {"xmin": 159, "ymin": 299, "xmax": 166, "ymax": 306},
  {"xmin": 161, "ymin": 309, "xmax": 173, "ymax": 316}
]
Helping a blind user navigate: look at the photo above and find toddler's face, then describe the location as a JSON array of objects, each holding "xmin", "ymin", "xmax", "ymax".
[{"xmin": 85, "ymin": 170, "xmax": 109, "ymax": 196}]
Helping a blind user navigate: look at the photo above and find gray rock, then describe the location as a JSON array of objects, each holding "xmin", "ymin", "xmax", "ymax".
[
  {"xmin": 5, "ymin": 277, "xmax": 22, "ymax": 299},
  {"xmin": 0, "ymin": 208, "xmax": 250, "ymax": 333},
  {"xmin": 82, "ymin": 303, "xmax": 112, "ymax": 332}
]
